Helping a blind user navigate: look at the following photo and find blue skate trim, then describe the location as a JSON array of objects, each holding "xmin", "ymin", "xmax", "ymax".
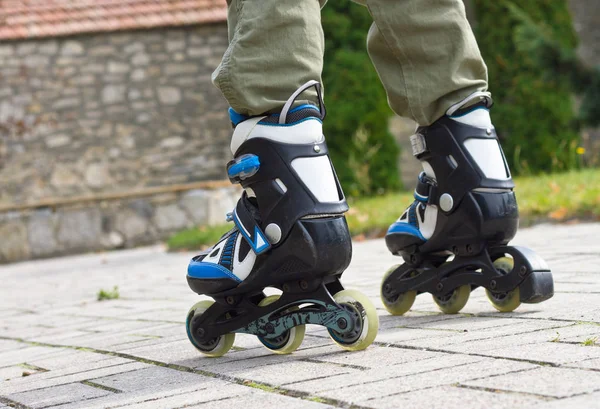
[
  {"xmin": 413, "ymin": 190, "xmax": 428, "ymax": 203},
  {"xmin": 227, "ymin": 155, "xmax": 260, "ymax": 179},
  {"xmin": 187, "ymin": 260, "xmax": 241, "ymax": 282},
  {"xmin": 229, "ymin": 105, "xmax": 321, "ymax": 127},
  {"xmin": 229, "ymin": 108, "xmax": 249, "ymax": 126},
  {"xmin": 449, "ymin": 105, "xmax": 489, "ymax": 118},
  {"xmin": 386, "ymin": 222, "xmax": 426, "ymax": 242},
  {"xmin": 232, "ymin": 208, "xmax": 271, "ymax": 255}
]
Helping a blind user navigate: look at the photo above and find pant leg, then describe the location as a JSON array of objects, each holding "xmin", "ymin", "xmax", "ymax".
[
  {"xmin": 365, "ymin": 0, "xmax": 488, "ymax": 125},
  {"xmin": 212, "ymin": 0, "xmax": 325, "ymax": 116}
]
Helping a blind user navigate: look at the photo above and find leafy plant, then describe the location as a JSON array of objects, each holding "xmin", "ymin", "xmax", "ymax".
[
  {"xmin": 97, "ymin": 286, "xmax": 120, "ymax": 301},
  {"xmin": 322, "ymin": 2, "xmax": 400, "ymax": 197},
  {"xmin": 473, "ymin": 0, "xmax": 581, "ymax": 174}
]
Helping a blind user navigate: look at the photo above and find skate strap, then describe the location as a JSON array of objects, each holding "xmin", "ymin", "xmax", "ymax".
[
  {"xmin": 414, "ymin": 173, "xmax": 440, "ymax": 207},
  {"xmin": 231, "ymin": 198, "xmax": 271, "ymax": 255}
]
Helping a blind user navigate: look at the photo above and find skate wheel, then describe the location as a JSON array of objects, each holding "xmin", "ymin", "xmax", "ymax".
[
  {"xmin": 256, "ymin": 295, "xmax": 305, "ymax": 354},
  {"xmin": 328, "ymin": 289, "xmax": 379, "ymax": 351},
  {"xmin": 380, "ymin": 264, "xmax": 416, "ymax": 316},
  {"xmin": 432, "ymin": 285, "xmax": 471, "ymax": 314},
  {"xmin": 486, "ymin": 257, "xmax": 521, "ymax": 312},
  {"xmin": 186, "ymin": 300, "xmax": 235, "ymax": 358}
]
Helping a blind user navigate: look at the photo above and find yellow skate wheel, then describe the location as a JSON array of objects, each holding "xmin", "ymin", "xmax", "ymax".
[
  {"xmin": 256, "ymin": 295, "xmax": 305, "ymax": 354},
  {"xmin": 380, "ymin": 264, "xmax": 416, "ymax": 316},
  {"xmin": 186, "ymin": 300, "xmax": 235, "ymax": 358},
  {"xmin": 328, "ymin": 289, "xmax": 379, "ymax": 351},
  {"xmin": 432, "ymin": 284, "xmax": 471, "ymax": 314},
  {"xmin": 486, "ymin": 257, "xmax": 521, "ymax": 312}
]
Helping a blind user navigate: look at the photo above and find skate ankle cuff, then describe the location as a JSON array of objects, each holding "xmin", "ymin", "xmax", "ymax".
[{"xmin": 232, "ymin": 198, "xmax": 271, "ymax": 255}]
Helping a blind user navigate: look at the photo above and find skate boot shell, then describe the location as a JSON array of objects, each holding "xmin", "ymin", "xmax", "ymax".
[
  {"xmin": 381, "ymin": 94, "xmax": 553, "ymax": 315},
  {"xmin": 186, "ymin": 82, "xmax": 379, "ymax": 357}
]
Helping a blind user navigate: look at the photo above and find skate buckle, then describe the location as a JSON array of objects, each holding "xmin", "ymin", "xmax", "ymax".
[
  {"xmin": 410, "ymin": 133, "xmax": 427, "ymax": 157},
  {"xmin": 227, "ymin": 154, "xmax": 260, "ymax": 184}
]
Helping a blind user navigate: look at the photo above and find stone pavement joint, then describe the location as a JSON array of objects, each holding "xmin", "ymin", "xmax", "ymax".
[{"xmin": 1, "ymin": 223, "xmax": 600, "ymax": 408}]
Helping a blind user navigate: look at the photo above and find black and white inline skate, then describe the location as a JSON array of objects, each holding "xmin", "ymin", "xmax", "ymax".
[
  {"xmin": 381, "ymin": 93, "xmax": 554, "ymax": 315},
  {"xmin": 186, "ymin": 82, "xmax": 378, "ymax": 357}
]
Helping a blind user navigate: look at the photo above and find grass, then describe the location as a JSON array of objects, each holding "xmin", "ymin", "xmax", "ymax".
[
  {"xmin": 166, "ymin": 168, "xmax": 600, "ymax": 251},
  {"xmin": 97, "ymin": 286, "xmax": 120, "ymax": 301},
  {"xmin": 582, "ymin": 337, "xmax": 598, "ymax": 346}
]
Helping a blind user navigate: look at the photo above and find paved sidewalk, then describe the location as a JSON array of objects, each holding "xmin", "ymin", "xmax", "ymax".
[{"xmin": 1, "ymin": 223, "xmax": 600, "ymax": 409}]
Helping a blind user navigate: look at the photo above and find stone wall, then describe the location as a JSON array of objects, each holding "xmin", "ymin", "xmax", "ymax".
[
  {"xmin": 0, "ymin": 24, "xmax": 240, "ymax": 263},
  {"xmin": 0, "ymin": 24, "xmax": 231, "ymax": 206},
  {"xmin": 0, "ymin": 186, "xmax": 239, "ymax": 263}
]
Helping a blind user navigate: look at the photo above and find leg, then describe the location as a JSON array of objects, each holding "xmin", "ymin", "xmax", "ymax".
[
  {"xmin": 365, "ymin": 0, "xmax": 488, "ymax": 125},
  {"xmin": 365, "ymin": 1, "xmax": 554, "ymax": 314},
  {"xmin": 186, "ymin": 2, "xmax": 379, "ymax": 356},
  {"xmin": 212, "ymin": 0, "xmax": 325, "ymax": 116}
]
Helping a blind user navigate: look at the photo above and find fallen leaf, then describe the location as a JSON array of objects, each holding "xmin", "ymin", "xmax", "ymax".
[{"xmin": 548, "ymin": 207, "xmax": 568, "ymax": 220}]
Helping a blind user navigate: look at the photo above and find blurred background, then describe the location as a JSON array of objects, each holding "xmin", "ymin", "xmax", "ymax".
[{"xmin": 0, "ymin": 0, "xmax": 598, "ymax": 264}]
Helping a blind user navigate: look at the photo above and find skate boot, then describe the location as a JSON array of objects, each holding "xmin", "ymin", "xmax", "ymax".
[
  {"xmin": 186, "ymin": 81, "xmax": 378, "ymax": 357},
  {"xmin": 381, "ymin": 92, "xmax": 553, "ymax": 315}
]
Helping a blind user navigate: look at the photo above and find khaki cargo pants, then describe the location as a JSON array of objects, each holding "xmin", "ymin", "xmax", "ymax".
[{"xmin": 212, "ymin": 0, "xmax": 488, "ymax": 126}]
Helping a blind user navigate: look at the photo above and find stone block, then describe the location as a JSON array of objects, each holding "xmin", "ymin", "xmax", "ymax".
[
  {"xmin": 85, "ymin": 163, "xmax": 114, "ymax": 188},
  {"xmin": 153, "ymin": 204, "xmax": 189, "ymax": 232},
  {"xmin": 56, "ymin": 209, "xmax": 102, "ymax": 249},
  {"xmin": 61, "ymin": 41, "xmax": 84, "ymax": 56},
  {"xmin": 108, "ymin": 61, "xmax": 130, "ymax": 74},
  {"xmin": 165, "ymin": 63, "xmax": 198, "ymax": 76},
  {"xmin": 179, "ymin": 190, "xmax": 209, "ymax": 225},
  {"xmin": 207, "ymin": 188, "xmax": 239, "ymax": 226},
  {"xmin": 16, "ymin": 42, "xmax": 36, "ymax": 55},
  {"xmin": 0, "ymin": 44, "xmax": 14, "ymax": 56},
  {"xmin": 38, "ymin": 41, "xmax": 59, "ymax": 55},
  {"xmin": 157, "ymin": 87, "xmax": 181, "ymax": 105},
  {"xmin": 115, "ymin": 209, "xmax": 150, "ymax": 241},
  {"xmin": 0, "ymin": 221, "xmax": 30, "ymax": 262},
  {"xmin": 27, "ymin": 209, "xmax": 59, "ymax": 257},
  {"xmin": 102, "ymin": 85, "xmax": 126, "ymax": 104},
  {"xmin": 131, "ymin": 52, "xmax": 150, "ymax": 66}
]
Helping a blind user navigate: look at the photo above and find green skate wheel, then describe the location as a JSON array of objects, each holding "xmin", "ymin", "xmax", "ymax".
[
  {"xmin": 432, "ymin": 284, "xmax": 471, "ymax": 314},
  {"xmin": 186, "ymin": 300, "xmax": 235, "ymax": 358},
  {"xmin": 328, "ymin": 289, "xmax": 379, "ymax": 351},
  {"xmin": 380, "ymin": 264, "xmax": 416, "ymax": 316},
  {"xmin": 257, "ymin": 295, "xmax": 305, "ymax": 354},
  {"xmin": 486, "ymin": 257, "xmax": 521, "ymax": 312}
]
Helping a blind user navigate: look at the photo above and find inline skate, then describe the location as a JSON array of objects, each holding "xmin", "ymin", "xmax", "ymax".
[
  {"xmin": 381, "ymin": 93, "xmax": 554, "ymax": 315},
  {"xmin": 186, "ymin": 81, "xmax": 378, "ymax": 357}
]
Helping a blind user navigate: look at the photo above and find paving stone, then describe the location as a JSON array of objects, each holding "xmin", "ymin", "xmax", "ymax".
[
  {"xmin": 529, "ymin": 392, "xmax": 600, "ymax": 409},
  {"xmin": 462, "ymin": 367, "xmax": 600, "ymax": 398},
  {"xmin": 367, "ymin": 385, "xmax": 547, "ymax": 409},
  {"xmin": 0, "ymin": 223, "xmax": 599, "ymax": 408},
  {"xmin": 186, "ymin": 389, "xmax": 335, "ymax": 409},
  {"xmin": 232, "ymin": 360, "xmax": 358, "ymax": 386},
  {"xmin": 483, "ymin": 341, "xmax": 600, "ymax": 365},
  {"xmin": 1, "ymin": 362, "xmax": 147, "ymax": 395},
  {"xmin": 317, "ymin": 359, "xmax": 536, "ymax": 403},
  {"xmin": 286, "ymin": 352, "xmax": 484, "ymax": 394},
  {"xmin": 6, "ymin": 382, "xmax": 112, "ymax": 408},
  {"xmin": 89, "ymin": 366, "xmax": 213, "ymax": 392}
]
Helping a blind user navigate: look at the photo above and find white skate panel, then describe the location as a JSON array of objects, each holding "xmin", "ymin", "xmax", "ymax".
[
  {"xmin": 291, "ymin": 156, "xmax": 340, "ymax": 203},
  {"xmin": 464, "ymin": 138, "xmax": 510, "ymax": 180},
  {"xmin": 450, "ymin": 108, "xmax": 492, "ymax": 128},
  {"xmin": 231, "ymin": 118, "xmax": 324, "ymax": 154},
  {"xmin": 232, "ymin": 233, "xmax": 256, "ymax": 281}
]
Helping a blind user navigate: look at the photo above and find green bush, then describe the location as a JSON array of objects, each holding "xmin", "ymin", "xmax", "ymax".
[
  {"xmin": 473, "ymin": 0, "xmax": 581, "ymax": 174},
  {"xmin": 322, "ymin": 3, "xmax": 400, "ymax": 197}
]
